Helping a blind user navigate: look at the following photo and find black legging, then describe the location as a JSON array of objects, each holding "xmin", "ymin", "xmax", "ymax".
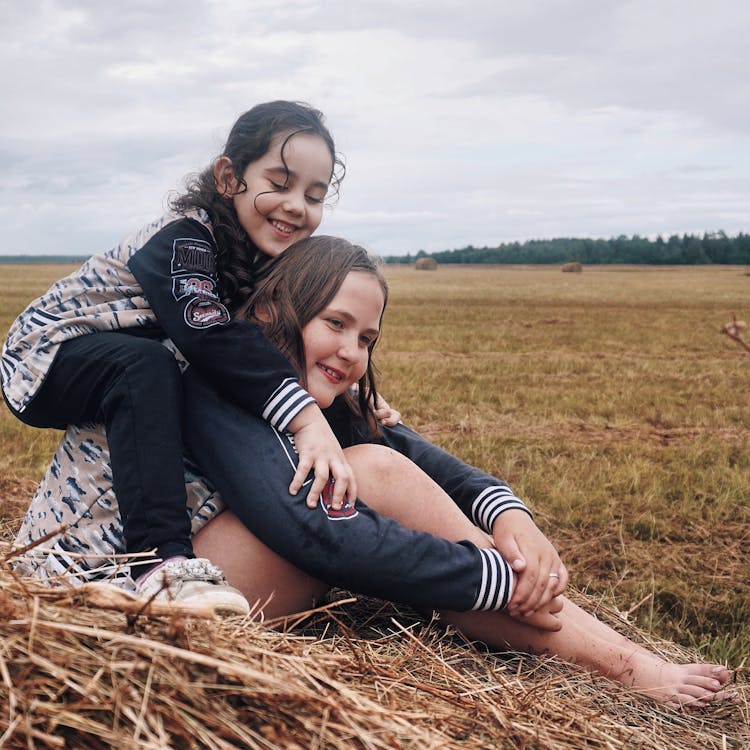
[{"xmin": 10, "ymin": 331, "xmax": 193, "ymax": 563}]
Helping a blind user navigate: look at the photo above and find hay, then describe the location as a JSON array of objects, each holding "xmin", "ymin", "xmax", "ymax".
[
  {"xmin": 561, "ymin": 262, "xmax": 583, "ymax": 273},
  {"xmin": 415, "ymin": 258, "xmax": 438, "ymax": 271},
  {"xmin": 0, "ymin": 545, "xmax": 747, "ymax": 750}
]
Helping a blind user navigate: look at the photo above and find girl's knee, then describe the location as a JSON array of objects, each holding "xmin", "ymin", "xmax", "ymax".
[
  {"xmin": 98, "ymin": 340, "xmax": 183, "ymax": 415},
  {"xmin": 124, "ymin": 339, "xmax": 182, "ymax": 381},
  {"xmin": 344, "ymin": 443, "xmax": 403, "ymax": 474}
]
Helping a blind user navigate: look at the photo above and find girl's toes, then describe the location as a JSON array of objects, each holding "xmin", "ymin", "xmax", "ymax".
[{"xmin": 684, "ymin": 675, "xmax": 722, "ymax": 692}]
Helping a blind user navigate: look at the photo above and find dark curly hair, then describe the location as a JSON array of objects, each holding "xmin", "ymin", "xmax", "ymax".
[
  {"xmin": 237, "ymin": 236, "xmax": 388, "ymax": 436},
  {"xmin": 170, "ymin": 101, "xmax": 345, "ymax": 311}
]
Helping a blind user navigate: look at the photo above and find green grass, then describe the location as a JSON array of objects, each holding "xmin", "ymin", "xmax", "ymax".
[{"xmin": 1, "ymin": 262, "xmax": 748, "ymax": 665}]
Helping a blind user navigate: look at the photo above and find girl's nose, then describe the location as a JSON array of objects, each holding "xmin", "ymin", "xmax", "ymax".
[
  {"xmin": 282, "ymin": 191, "xmax": 304, "ymax": 216},
  {"xmin": 338, "ymin": 336, "xmax": 358, "ymax": 361}
]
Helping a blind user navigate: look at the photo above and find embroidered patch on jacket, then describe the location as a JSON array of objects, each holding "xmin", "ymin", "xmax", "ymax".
[
  {"xmin": 184, "ymin": 298, "xmax": 231, "ymax": 329},
  {"xmin": 319, "ymin": 479, "xmax": 358, "ymax": 521},
  {"xmin": 171, "ymin": 238, "xmax": 218, "ymax": 278},
  {"xmin": 172, "ymin": 275, "xmax": 219, "ymax": 301}
]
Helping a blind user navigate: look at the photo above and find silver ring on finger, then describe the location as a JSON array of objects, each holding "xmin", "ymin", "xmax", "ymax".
[{"xmin": 548, "ymin": 572, "xmax": 559, "ymax": 579}]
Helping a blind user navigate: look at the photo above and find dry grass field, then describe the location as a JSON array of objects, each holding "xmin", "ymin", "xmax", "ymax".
[
  {"xmin": 376, "ymin": 264, "xmax": 750, "ymax": 665},
  {"xmin": 0, "ymin": 262, "xmax": 748, "ymax": 748}
]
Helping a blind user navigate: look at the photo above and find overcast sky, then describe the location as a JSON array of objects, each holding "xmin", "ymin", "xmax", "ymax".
[{"xmin": 2, "ymin": 0, "xmax": 749, "ymax": 257}]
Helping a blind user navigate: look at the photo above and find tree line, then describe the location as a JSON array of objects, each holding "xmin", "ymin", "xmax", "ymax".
[
  {"xmin": 383, "ymin": 231, "xmax": 750, "ymax": 265},
  {"xmin": 0, "ymin": 255, "xmax": 89, "ymax": 264}
]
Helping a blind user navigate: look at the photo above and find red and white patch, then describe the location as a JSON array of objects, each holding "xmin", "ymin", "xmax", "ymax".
[
  {"xmin": 319, "ymin": 479, "xmax": 358, "ymax": 521},
  {"xmin": 184, "ymin": 297, "xmax": 230, "ymax": 329}
]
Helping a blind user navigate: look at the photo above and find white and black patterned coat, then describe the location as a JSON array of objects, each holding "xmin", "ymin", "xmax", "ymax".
[{"xmin": 1, "ymin": 210, "xmax": 314, "ymax": 431}]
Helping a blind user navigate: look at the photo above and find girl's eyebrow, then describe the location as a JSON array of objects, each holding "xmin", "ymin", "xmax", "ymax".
[{"xmin": 265, "ymin": 165, "xmax": 329, "ymax": 190}]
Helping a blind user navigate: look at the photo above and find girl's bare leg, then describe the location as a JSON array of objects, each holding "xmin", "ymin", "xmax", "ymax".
[
  {"xmin": 342, "ymin": 444, "xmax": 492, "ymax": 547},
  {"xmin": 190, "ymin": 440, "xmax": 490, "ymax": 620},
  {"xmin": 345, "ymin": 444, "xmax": 733, "ymax": 707},
  {"xmin": 193, "ymin": 510, "xmax": 330, "ymax": 620},
  {"xmin": 191, "ymin": 443, "xmax": 492, "ymax": 622},
  {"xmin": 445, "ymin": 600, "xmax": 732, "ymax": 708}
]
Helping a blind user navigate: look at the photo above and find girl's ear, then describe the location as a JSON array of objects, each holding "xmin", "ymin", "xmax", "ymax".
[{"xmin": 213, "ymin": 156, "xmax": 236, "ymax": 197}]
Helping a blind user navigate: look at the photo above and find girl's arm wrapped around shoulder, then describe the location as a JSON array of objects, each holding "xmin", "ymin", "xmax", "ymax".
[{"xmin": 373, "ymin": 421, "xmax": 567, "ymax": 615}]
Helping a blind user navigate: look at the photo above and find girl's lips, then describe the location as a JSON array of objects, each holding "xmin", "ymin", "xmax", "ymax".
[
  {"xmin": 317, "ymin": 362, "xmax": 345, "ymax": 383},
  {"xmin": 269, "ymin": 218, "xmax": 296, "ymax": 237}
]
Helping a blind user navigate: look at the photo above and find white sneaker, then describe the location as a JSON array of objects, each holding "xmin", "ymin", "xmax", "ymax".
[{"xmin": 136, "ymin": 558, "xmax": 250, "ymax": 617}]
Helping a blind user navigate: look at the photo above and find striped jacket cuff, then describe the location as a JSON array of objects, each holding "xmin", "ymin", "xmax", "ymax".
[
  {"xmin": 262, "ymin": 378, "xmax": 316, "ymax": 432},
  {"xmin": 471, "ymin": 486, "xmax": 532, "ymax": 534},
  {"xmin": 471, "ymin": 548, "xmax": 515, "ymax": 611}
]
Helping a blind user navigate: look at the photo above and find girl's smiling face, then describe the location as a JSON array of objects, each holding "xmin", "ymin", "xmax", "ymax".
[
  {"xmin": 301, "ymin": 271, "xmax": 385, "ymax": 408},
  {"xmin": 214, "ymin": 130, "xmax": 334, "ymax": 258}
]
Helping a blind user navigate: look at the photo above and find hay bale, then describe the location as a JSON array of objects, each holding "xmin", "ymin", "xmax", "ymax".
[
  {"xmin": 0, "ymin": 545, "xmax": 747, "ymax": 750},
  {"xmin": 561, "ymin": 262, "xmax": 583, "ymax": 273},
  {"xmin": 415, "ymin": 257, "xmax": 438, "ymax": 271}
]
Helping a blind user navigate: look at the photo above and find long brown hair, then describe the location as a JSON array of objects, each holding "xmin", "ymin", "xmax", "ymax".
[{"xmin": 238, "ymin": 236, "xmax": 388, "ymax": 434}]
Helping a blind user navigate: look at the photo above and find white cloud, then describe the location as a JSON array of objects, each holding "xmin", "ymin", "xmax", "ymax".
[{"xmin": 0, "ymin": 0, "xmax": 748, "ymax": 255}]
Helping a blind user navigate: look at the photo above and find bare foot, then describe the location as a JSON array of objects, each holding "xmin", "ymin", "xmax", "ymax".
[{"xmin": 612, "ymin": 652, "xmax": 733, "ymax": 708}]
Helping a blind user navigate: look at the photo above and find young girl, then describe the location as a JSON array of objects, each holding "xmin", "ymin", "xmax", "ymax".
[
  {"xmin": 1, "ymin": 101, "xmax": 365, "ymax": 614},
  {"xmin": 13, "ymin": 236, "xmax": 732, "ymax": 707}
]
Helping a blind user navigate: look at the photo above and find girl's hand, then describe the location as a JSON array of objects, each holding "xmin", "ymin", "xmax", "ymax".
[
  {"xmin": 492, "ymin": 509, "xmax": 568, "ymax": 618},
  {"xmin": 508, "ymin": 594, "xmax": 564, "ymax": 631},
  {"xmin": 288, "ymin": 404, "xmax": 357, "ymax": 509},
  {"xmin": 372, "ymin": 393, "xmax": 401, "ymax": 426}
]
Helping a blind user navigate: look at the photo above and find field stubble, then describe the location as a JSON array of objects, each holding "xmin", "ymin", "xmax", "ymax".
[
  {"xmin": 0, "ymin": 263, "xmax": 748, "ymax": 742},
  {"xmin": 377, "ymin": 264, "xmax": 750, "ymax": 664}
]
